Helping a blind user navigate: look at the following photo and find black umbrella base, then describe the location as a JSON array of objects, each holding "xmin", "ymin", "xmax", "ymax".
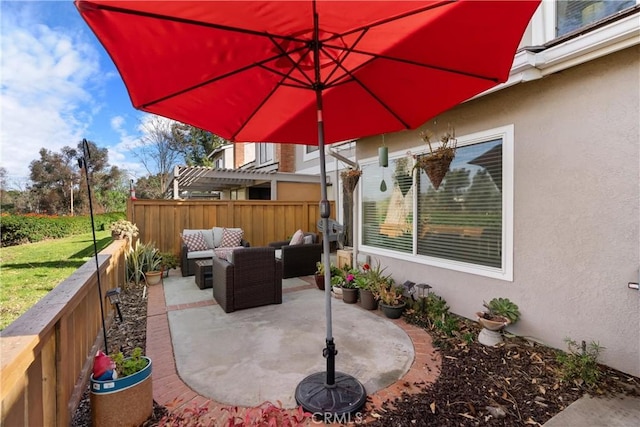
[{"xmin": 295, "ymin": 371, "xmax": 367, "ymax": 422}]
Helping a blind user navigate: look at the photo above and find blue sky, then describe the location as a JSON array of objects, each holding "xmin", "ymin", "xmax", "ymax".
[{"xmin": 1, "ymin": 0, "xmax": 156, "ymax": 187}]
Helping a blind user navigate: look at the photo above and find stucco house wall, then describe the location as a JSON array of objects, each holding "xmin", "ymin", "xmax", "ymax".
[{"xmin": 355, "ymin": 45, "xmax": 639, "ymax": 376}]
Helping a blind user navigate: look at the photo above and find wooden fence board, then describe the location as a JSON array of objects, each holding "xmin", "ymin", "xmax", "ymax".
[{"xmin": 126, "ymin": 200, "xmax": 334, "ymax": 252}]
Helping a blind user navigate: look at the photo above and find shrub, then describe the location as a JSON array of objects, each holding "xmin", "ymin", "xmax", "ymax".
[
  {"xmin": 557, "ymin": 338, "xmax": 604, "ymax": 388},
  {"xmin": 0, "ymin": 212, "xmax": 125, "ymax": 246}
]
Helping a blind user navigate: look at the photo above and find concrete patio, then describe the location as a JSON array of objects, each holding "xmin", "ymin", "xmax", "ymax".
[{"xmin": 145, "ymin": 271, "xmax": 442, "ymax": 420}]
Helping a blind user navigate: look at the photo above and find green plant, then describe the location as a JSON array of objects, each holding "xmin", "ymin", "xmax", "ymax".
[
  {"xmin": 159, "ymin": 252, "xmax": 179, "ymax": 271},
  {"xmin": 375, "ymin": 283, "xmax": 404, "ymax": 306},
  {"xmin": 111, "ymin": 347, "xmax": 148, "ymax": 378},
  {"xmin": 557, "ymin": 338, "xmax": 605, "ymax": 388},
  {"xmin": 315, "ymin": 261, "xmax": 325, "ymax": 275},
  {"xmin": 126, "ymin": 241, "xmax": 162, "ymax": 285},
  {"xmin": 482, "ymin": 297, "xmax": 521, "ymax": 324},
  {"xmin": 109, "ymin": 219, "xmax": 139, "ymax": 240}
]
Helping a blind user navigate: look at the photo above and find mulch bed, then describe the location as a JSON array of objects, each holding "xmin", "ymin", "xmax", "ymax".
[{"xmin": 72, "ymin": 288, "xmax": 639, "ymax": 426}]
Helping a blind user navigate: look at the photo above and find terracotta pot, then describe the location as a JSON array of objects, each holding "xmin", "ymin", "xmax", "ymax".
[
  {"xmin": 314, "ymin": 273, "xmax": 325, "ymax": 290},
  {"xmin": 342, "ymin": 288, "xmax": 358, "ymax": 304},
  {"xmin": 359, "ymin": 289, "xmax": 378, "ymax": 310},
  {"xmin": 144, "ymin": 271, "xmax": 163, "ymax": 286},
  {"xmin": 380, "ymin": 301, "xmax": 406, "ymax": 319},
  {"xmin": 475, "ymin": 312, "xmax": 510, "ymax": 331}
]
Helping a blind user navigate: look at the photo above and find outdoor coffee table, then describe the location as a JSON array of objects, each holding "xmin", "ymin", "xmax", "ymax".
[{"xmin": 194, "ymin": 259, "xmax": 213, "ymax": 289}]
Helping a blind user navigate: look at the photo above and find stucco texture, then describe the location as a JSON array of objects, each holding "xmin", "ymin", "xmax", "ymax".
[{"xmin": 356, "ymin": 46, "xmax": 639, "ymax": 376}]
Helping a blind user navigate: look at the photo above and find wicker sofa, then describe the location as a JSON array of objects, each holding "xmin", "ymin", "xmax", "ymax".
[
  {"xmin": 268, "ymin": 232, "xmax": 321, "ymax": 279},
  {"xmin": 211, "ymin": 247, "xmax": 283, "ymax": 313},
  {"xmin": 180, "ymin": 227, "xmax": 249, "ymax": 276}
]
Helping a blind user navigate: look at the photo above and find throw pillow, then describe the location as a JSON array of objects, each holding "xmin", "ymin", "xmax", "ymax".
[
  {"xmin": 220, "ymin": 228, "xmax": 243, "ymax": 247},
  {"xmin": 303, "ymin": 234, "xmax": 314, "ymax": 245},
  {"xmin": 182, "ymin": 231, "xmax": 208, "ymax": 252},
  {"xmin": 214, "ymin": 247, "xmax": 234, "ymax": 260},
  {"xmin": 289, "ymin": 229, "xmax": 305, "ymax": 246}
]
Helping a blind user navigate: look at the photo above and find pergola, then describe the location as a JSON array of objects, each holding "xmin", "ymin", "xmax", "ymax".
[{"xmin": 165, "ymin": 165, "xmax": 328, "ymax": 200}]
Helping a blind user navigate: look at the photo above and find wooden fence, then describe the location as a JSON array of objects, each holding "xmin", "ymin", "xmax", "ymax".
[
  {"xmin": 127, "ymin": 199, "xmax": 335, "ymax": 255},
  {"xmin": 0, "ymin": 241, "xmax": 127, "ymax": 426}
]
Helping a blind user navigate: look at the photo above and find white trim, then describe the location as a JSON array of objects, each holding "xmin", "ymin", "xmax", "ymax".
[
  {"xmin": 358, "ymin": 125, "xmax": 514, "ymax": 281},
  {"xmin": 481, "ymin": 9, "xmax": 639, "ymax": 97},
  {"xmin": 302, "ymin": 145, "xmax": 319, "ymax": 162}
]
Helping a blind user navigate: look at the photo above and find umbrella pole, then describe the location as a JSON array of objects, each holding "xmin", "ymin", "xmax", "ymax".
[{"xmin": 294, "ymin": 6, "xmax": 366, "ymax": 420}]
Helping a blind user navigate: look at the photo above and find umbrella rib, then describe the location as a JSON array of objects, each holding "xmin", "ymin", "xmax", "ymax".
[
  {"xmin": 339, "ymin": 48, "xmax": 501, "ymax": 83},
  {"xmin": 322, "ymin": 0, "xmax": 455, "ymax": 44},
  {"xmin": 321, "ymin": 29, "xmax": 369, "ymax": 87}
]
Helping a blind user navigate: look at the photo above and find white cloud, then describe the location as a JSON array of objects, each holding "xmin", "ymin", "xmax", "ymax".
[{"xmin": 0, "ymin": 7, "xmax": 102, "ymax": 180}]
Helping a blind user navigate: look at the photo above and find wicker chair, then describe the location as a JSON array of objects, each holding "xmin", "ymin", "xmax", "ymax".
[
  {"xmin": 211, "ymin": 247, "xmax": 283, "ymax": 313},
  {"xmin": 268, "ymin": 232, "xmax": 321, "ymax": 279}
]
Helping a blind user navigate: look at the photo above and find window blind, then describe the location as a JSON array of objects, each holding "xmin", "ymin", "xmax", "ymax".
[
  {"xmin": 361, "ymin": 158, "xmax": 414, "ymax": 254},
  {"xmin": 417, "ymin": 140, "xmax": 503, "ymax": 268}
]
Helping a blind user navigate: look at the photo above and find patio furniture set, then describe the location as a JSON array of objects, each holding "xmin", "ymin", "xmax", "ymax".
[{"xmin": 181, "ymin": 227, "xmax": 322, "ymax": 313}]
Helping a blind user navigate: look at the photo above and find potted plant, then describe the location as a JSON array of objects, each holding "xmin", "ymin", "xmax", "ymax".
[
  {"xmin": 340, "ymin": 167, "xmax": 362, "ymax": 195},
  {"xmin": 375, "ymin": 281, "xmax": 406, "ymax": 319},
  {"xmin": 125, "ymin": 241, "xmax": 162, "ymax": 286},
  {"xmin": 357, "ymin": 261, "xmax": 389, "ymax": 310},
  {"xmin": 90, "ymin": 347, "xmax": 153, "ymax": 427},
  {"xmin": 159, "ymin": 251, "xmax": 179, "ymax": 278},
  {"xmin": 476, "ymin": 297, "xmax": 521, "ymax": 346},
  {"xmin": 340, "ymin": 269, "xmax": 359, "ymax": 304},
  {"xmin": 329, "ymin": 264, "xmax": 345, "ymax": 299},
  {"xmin": 412, "ymin": 128, "xmax": 457, "ymax": 190},
  {"xmin": 109, "ymin": 219, "xmax": 139, "ymax": 241},
  {"xmin": 314, "ymin": 261, "xmax": 326, "ymax": 290}
]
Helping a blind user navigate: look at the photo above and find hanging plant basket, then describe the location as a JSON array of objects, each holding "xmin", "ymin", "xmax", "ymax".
[
  {"xmin": 413, "ymin": 130, "xmax": 457, "ymax": 190},
  {"xmin": 341, "ymin": 169, "xmax": 362, "ymax": 194}
]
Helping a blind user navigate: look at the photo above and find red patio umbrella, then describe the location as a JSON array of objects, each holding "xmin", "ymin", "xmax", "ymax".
[{"xmin": 75, "ymin": 0, "xmax": 540, "ymax": 417}]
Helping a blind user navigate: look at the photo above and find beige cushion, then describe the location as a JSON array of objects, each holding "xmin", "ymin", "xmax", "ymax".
[
  {"xmin": 303, "ymin": 234, "xmax": 314, "ymax": 244},
  {"xmin": 212, "ymin": 227, "xmax": 225, "ymax": 247},
  {"xmin": 289, "ymin": 229, "xmax": 305, "ymax": 245},
  {"xmin": 186, "ymin": 249, "xmax": 214, "ymax": 259}
]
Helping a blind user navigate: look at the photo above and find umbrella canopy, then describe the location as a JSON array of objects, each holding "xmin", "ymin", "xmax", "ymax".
[
  {"xmin": 76, "ymin": 0, "xmax": 540, "ymax": 145},
  {"xmin": 75, "ymin": 0, "xmax": 540, "ymax": 416}
]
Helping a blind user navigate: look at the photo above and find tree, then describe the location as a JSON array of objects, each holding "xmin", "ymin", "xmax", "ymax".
[
  {"xmin": 170, "ymin": 123, "xmax": 228, "ymax": 167},
  {"xmin": 135, "ymin": 174, "xmax": 164, "ymax": 199},
  {"xmin": 27, "ymin": 140, "xmax": 123, "ymax": 215},
  {"xmin": 29, "ymin": 147, "xmax": 78, "ymax": 214},
  {"xmin": 131, "ymin": 116, "xmax": 181, "ymax": 197}
]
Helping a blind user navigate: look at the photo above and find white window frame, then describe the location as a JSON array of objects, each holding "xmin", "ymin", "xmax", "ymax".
[
  {"xmin": 532, "ymin": 0, "xmax": 639, "ymax": 45},
  {"xmin": 359, "ymin": 125, "xmax": 514, "ymax": 281},
  {"xmin": 302, "ymin": 145, "xmax": 320, "ymax": 162},
  {"xmin": 257, "ymin": 143, "xmax": 274, "ymax": 166}
]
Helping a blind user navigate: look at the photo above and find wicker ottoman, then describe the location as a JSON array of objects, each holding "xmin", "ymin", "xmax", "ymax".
[{"xmin": 194, "ymin": 260, "xmax": 213, "ymax": 289}]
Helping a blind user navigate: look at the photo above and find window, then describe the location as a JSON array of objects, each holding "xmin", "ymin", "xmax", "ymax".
[
  {"xmin": 257, "ymin": 143, "xmax": 274, "ymax": 165},
  {"xmin": 416, "ymin": 139, "xmax": 502, "ymax": 268},
  {"xmin": 361, "ymin": 157, "xmax": 414, "ymax": 254},
  {"xmin": 360, "ymin": 126, "xmax": 513, "ymax": 280},
  {"xmin": 556, "ymin": 0, "xmax": 635, "ymax": 37}
]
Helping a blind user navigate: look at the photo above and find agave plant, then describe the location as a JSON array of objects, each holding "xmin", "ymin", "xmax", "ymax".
[{"xmin": 482, "ymin": 297, "xmax": 521, "ymax": 324}]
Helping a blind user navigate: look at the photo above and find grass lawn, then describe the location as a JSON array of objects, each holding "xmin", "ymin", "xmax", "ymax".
[{"xmin": 0, "ymin": 231, "xmax": 112, "ymax": 330}]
